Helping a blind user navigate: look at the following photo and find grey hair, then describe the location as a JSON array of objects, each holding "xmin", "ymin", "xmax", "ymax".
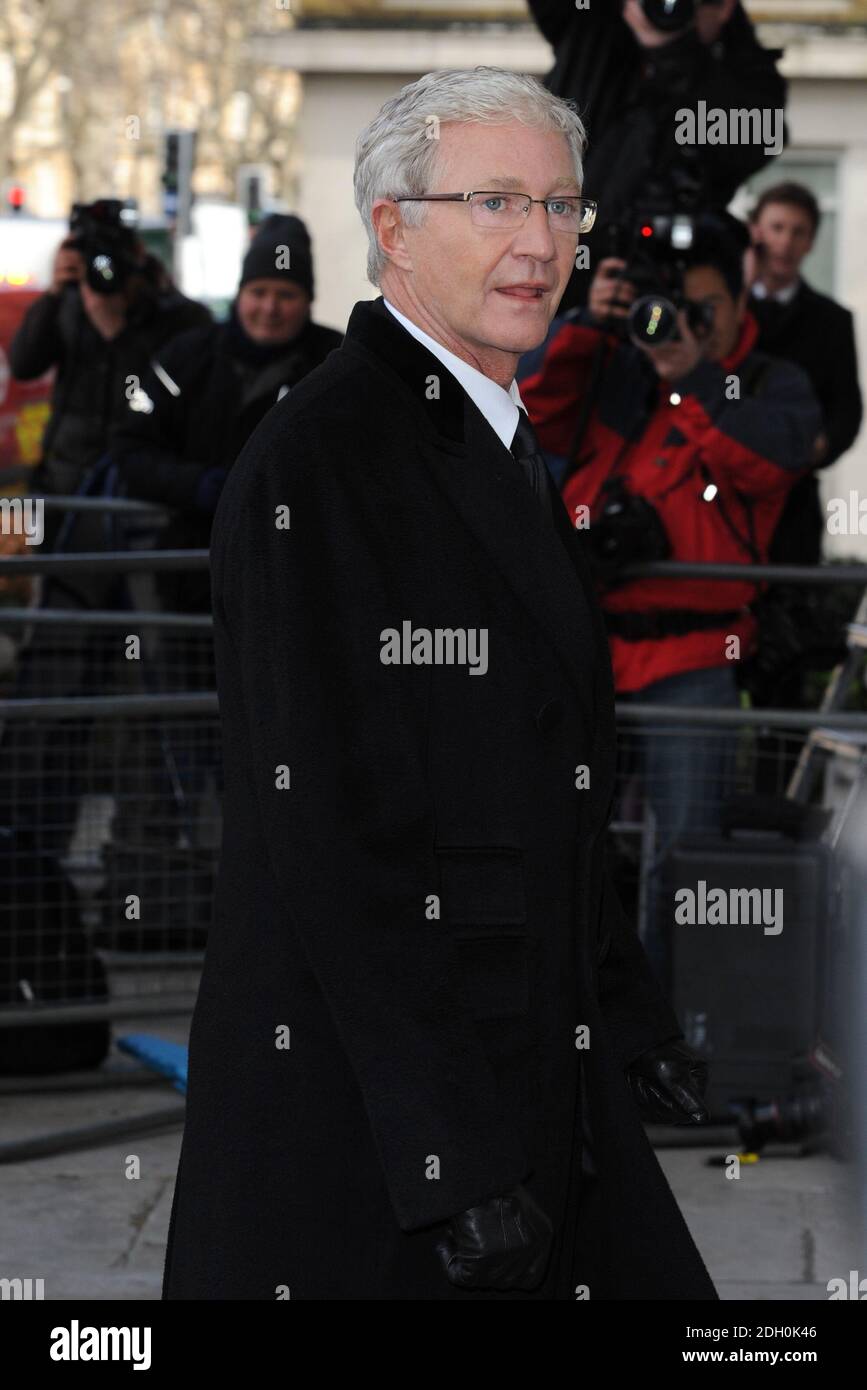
[{"xmin": 353, "ymin": 66, "xmax": 587, "ymax": 286}]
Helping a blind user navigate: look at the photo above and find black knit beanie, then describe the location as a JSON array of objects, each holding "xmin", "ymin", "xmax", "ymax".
[{"xmin": 239, "ymin": 213, "xmax": 314, "ymax": 297}]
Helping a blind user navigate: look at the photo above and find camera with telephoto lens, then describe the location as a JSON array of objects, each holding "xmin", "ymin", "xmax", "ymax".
[
  {"xmin": 67, "ymin": 199, "xmax": 140, "ymax": 295},
  {"xmin": 605, "ymin": 162, "xmax": 718, "ymax": 350},
  {"xmin": 640, "ymin": 0, "xmax": 725, "ymax": 33}
]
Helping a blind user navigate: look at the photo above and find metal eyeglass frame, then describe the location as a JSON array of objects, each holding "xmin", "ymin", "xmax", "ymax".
[{"xmin": 392, "ymin": 191, "xmax": 598, "ymax": 235}]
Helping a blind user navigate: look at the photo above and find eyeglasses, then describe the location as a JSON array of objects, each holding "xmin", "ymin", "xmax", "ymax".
[{"xmin": 393, "ymin": 191, "xmax": 598, "ymax": 236}]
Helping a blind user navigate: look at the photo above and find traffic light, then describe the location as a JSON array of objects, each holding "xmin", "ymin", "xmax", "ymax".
[
  {"xmin": 5, "ymin": 184, "xmax": 25, "ymax": 215},
  {"xmin": 236, "ymin": 165, "xmax": 270, "ymax": 228},
  {"xmin": 246, "ymin": 172, "xmax": 262, "ymax": 226},
  {"xmin": 161, "ymin": 130, "xmax": 196, "ymax": 236}
]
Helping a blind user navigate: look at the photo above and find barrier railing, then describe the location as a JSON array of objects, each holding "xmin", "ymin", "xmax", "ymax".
[{"xmin": 0, "ymin": 522, "xmax": 864, "ymax": 1034}]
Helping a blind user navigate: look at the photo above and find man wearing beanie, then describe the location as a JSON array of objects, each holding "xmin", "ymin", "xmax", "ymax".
[{"xmin": 241, "ymin": 212, "xmax": 316, "ymax": 298}]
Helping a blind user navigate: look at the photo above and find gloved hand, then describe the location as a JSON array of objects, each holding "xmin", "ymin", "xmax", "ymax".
[
  {"xmin": 434, "ymin": 1183, "xmax": 553, "ymax": 1292},
  {"xmin": 626, "ymin": 1039, "xmax": 709, "ymax": 1125}
]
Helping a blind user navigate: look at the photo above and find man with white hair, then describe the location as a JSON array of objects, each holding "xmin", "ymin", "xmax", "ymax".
[{"xmin": 162, "ymin": 67, "xmax": 717, "ymax": 1302}]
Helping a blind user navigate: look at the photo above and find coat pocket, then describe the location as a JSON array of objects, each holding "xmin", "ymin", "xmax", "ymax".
[
  {"xmin": 435, "ymin": 846, "xmax": 526, "ymax": 926},
  {"xmin": 436, "ymin": 847, "xmax": 529, "ymax": 1021}
]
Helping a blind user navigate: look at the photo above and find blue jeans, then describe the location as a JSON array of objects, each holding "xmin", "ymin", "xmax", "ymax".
[{"xmin": 617, "ymin": 664, "xmax": 741, "ymax": 991}]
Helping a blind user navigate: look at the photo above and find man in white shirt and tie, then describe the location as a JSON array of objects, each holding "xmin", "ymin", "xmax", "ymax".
[{"xmin": 164, "ymin": 65, "xmax": 715, "ymax": 1304}]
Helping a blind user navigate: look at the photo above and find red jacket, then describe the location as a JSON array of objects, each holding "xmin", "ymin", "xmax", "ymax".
[{"xmin": 518, "ymin": 311, "xmax": 821, "ymax": 692}]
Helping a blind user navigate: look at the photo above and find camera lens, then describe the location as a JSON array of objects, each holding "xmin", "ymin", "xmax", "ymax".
[
  {"xmin": 640, "ymin": 0, "xmax": 696, "ymax": 32},
  {"xmin": 88, "ymin": 252, "xmax": 119, "ymax": 292},
  {"xmin": 628, "ymin": 294, "xmax": 679, "ymax": 347}
]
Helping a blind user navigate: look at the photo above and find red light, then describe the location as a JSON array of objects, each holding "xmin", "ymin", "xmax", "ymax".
[
  {"xmin": 640, "ymin": 224, "xmax": 653, "ymax": 239},
  {"xmin": 7, "ymin": 186, "xmax": 25, "ymax": 210}
]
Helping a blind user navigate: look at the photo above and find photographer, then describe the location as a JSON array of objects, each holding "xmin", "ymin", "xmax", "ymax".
[
  {"xmin": 518, "ymin": 221, "xmax": 822, "ymax": 986},
  {"xmin": 0, "ymin": 202, "xmax": 210, "ymax": 857},
  {"xmin": 10, "ymin": 200, "xmax": 211, "ymax": 557},
  {"xmin": 529, "ymin": 0, "xmax": 787, "ymax": 310}
]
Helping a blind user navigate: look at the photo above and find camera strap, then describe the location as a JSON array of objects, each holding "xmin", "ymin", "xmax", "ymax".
[{"xmin": 695, "ymin": 354, "xmax": 771, "ymax": 566}]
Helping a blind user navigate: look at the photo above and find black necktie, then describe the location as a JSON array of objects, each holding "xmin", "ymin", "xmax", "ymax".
[
  {"xmin": 510, "ymin": 410, "xmax": 554, "ymax": 520},
  {"xmin": 751, "ymin": 294, "xmax": 789, "ymax": 342}
]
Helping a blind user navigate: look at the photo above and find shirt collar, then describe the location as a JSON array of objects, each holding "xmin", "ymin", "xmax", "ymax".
[
  {"xmin": 751, "ymin": 277, "xmax": 800, "ymax": 305},
  {"xmin": 383, "ymin": 298, "xmax": 524, "ymax": 451}
]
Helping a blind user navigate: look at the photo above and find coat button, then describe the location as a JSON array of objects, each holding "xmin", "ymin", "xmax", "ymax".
[{"xmin": 535, "ymin": 698, "xmax": 564, "ymax": 734}]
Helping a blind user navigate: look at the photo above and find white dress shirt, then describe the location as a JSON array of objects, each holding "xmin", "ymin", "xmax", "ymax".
[
  {"xmin": 383, "ymin": 297, "xmax": 526, "ymax": 451},
  {"xmin": 751, "ymin": 278, "xmax": 800, "ymax": 306}
]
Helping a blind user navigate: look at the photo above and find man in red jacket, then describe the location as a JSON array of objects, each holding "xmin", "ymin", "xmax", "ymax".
[{"xmin": 518, "ymin": 228, "xmax": 822, "ymax": 985}]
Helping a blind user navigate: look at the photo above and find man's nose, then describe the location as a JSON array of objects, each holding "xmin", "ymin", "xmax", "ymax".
[{"xmin": 510, "ymin": 201, "xmax": 558, "ymax": 260}]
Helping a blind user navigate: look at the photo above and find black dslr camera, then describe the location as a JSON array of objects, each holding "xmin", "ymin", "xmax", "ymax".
[
  {"xmin": 605, "ymin": 160, "xmax": 718, "ymax": 350},
  {"xmin": 587, "ymin": 476, "xmax": 672, "ymax": 583},
  {"xmin": 639, "ymin": 0, "xmax": 725, "ymax": 33},
  {"xmin": 67, "ymin": 199, "xmax": 140, "ymax": 295}
]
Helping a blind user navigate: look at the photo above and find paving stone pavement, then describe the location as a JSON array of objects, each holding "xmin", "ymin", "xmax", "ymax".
[{"xmin": 0, "ymin": 1013, "xmax": 861, "ymax": 1302}]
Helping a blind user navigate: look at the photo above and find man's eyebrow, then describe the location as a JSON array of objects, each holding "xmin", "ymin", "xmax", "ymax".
[{"xmin": 474, "ymin": 175, "xmax": 581, "ymax": 194}]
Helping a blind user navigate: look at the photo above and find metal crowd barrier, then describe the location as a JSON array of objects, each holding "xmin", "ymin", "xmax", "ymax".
[
  {"xmin": 0, "ymin": 512, "xmax": 866, "ymax": 1037},
  {"xmin": 0, "ymin": 528, "xmax": 217, "ymax": 1038}
]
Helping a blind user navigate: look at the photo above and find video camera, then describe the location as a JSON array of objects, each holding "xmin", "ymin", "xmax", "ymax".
[
  {"xmin": 639, "ymin": 0, "xmax": 726, "ymax": 34},
  {"xmin": 67, "ymin": 199, "xmax": 140, "ymax": 295}
]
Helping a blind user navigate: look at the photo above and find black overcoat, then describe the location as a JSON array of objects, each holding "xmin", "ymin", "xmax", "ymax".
[
  {"xmin": 752, "ymin": 279, "xmax": 863, "ymax": 564},
  {"xmin": 162, "ymin": 295, "xmax": 718, "ymax": 1301}
]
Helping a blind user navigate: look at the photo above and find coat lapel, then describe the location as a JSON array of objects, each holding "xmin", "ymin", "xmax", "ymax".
[
  {"xmin": 425, "ymin": 403, "xmax": 600, "ymax": 728},
  {"xmin": 342, "ymin": 296, "xmax": 614, "ymax": 750}
]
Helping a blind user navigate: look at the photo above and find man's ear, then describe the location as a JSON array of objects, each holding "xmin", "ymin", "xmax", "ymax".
[
  {"xmin": 735, "ymin": 285, "xmax": 750, "ymax": 321},
  {"xmin": 371, "ymin": 198, "xmax": 414, "ymax": 273}
]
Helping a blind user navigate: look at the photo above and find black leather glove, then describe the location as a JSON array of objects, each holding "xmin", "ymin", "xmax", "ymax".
[
  {"xmin": 435, "ymin": 1183, "xmax": 553, "ymax": 1292},
  {"xmin": 626, "ymin": 1039, "xmax": 709, "ymax": 1125}
]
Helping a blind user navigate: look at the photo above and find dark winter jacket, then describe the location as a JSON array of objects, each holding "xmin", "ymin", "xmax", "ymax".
[
  {"xmin": 161, "ymin": 294, "xmax": 718, "ymax": 1300},
  {"xmin": 528, "ymin": 1, "xmax": 788, "ymax": 310},
  {"xmin": 9, "ymin": 272, "xmax": 211, "ymax": 496},
  {"xmin": 750, "ymin": 278, "xmax": 863, "ymax": 563},
  {"xmin": 111, "ymin": 310, "xmax": 342, "ymax": 610}
]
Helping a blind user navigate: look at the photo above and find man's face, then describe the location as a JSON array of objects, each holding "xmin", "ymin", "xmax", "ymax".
[
  {"xmin": 750, "ymin": 202, "xmax": 816, "ymax": 284},
  {"xmin": 386, "ymin": 120, "xmax": 581, "ymax": 363},
  {"xmin": 682, "ymin": 264, "xmax": 745, "ymax": 361},
  {"xmin": 236, "ymin": 280, "xmax": 310, "ymax": 344}
]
